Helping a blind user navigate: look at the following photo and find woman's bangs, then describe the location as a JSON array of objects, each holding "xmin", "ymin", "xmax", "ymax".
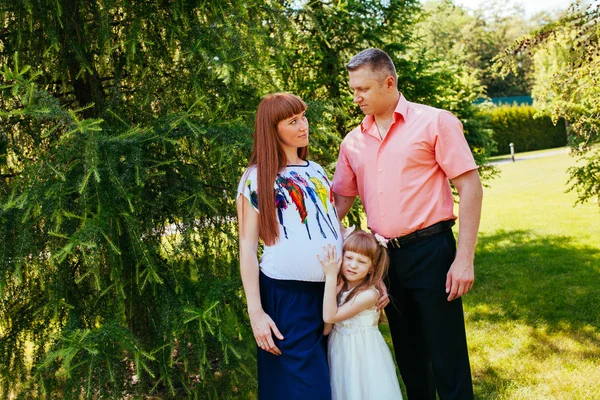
[{"xmin": 271, "ymin": 94, "xmax": 307, "ymax": 124}]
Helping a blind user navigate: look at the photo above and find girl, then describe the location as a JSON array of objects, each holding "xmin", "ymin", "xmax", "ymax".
[
  {"xmin": 318, "ymin": 229, "xmax": 403, "ymax": 400},
  {"xmin": 237, "ymin": 93, "xmax": 342, "ymax": 400}
]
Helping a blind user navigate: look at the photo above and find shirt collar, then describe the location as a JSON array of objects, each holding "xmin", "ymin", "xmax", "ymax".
[{"xmin": 360, "ymin": 94, "xmax": 408, "ymax": 134}]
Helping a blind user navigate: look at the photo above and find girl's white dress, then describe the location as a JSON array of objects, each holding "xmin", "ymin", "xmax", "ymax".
[{"xmin": 328, "ymin": 288, "xmax": 403, "ymax": 400}]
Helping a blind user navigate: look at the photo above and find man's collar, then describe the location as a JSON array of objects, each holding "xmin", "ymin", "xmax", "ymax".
[{"xmin": 360, "ymin": 94, "xmax": 408, "ymax": 133}]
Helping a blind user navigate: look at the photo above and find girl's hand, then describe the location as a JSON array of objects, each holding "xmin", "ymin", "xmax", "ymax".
[
  {"xmin": 249, "ymin": 309, "xmax": 284, "ymax": 356},
  {"xmin": 317, "ymin": 245, "xmax": 341, "ymax": 278}
]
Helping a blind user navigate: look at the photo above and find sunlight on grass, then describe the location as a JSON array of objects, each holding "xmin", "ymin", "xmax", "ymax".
[
  {"xmin": 470, "ymin": 320, "xmax": 600, "ymax": 399},
  {"xmin": 463, "ymin": 151, "xmax": 600, "ymax": 399},
  {"xmin": 480, "ymin": 151, "xmax": 599, "ymax": 247}
]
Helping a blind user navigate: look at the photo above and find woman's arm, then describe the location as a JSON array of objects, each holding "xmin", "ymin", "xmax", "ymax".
[
  {"xmin": 237, "ymin": 195, "xmax": 284, "ymax": 355},
  {"xmin": 323, "ymin": 281, "xmax": 344, "ymax": 335}
]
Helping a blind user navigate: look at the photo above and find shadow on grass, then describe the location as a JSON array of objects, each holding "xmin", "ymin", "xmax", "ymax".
[
  {"xmin": 469, "ymin": 230, "xmax": 600, "ymax": 398},
  {"xmin": 471, "ymin": 230, "xmax": 600, "ymax": 330},
  {"xmin": 473, "ymin": 365, "xmax": 512, "ymax": 400}
]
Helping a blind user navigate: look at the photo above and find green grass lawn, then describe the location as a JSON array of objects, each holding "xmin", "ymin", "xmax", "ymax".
[
  {"xmin": 382, "ymin": 149, "xmax": 600, "ymax": 399},
  {"xmin": 466, "ymin": 150, "xmax": 599, "ymax": 399}
]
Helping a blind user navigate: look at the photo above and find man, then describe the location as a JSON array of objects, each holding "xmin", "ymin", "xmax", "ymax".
[{"xmin": 332, "ymin": 48, "xmax": 483, "ymax": 400}]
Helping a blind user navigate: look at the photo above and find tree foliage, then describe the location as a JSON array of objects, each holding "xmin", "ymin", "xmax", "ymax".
[
  {"xmin": 0, "ymin": 1, "xmax": 276, "ymax": 397},
  {"xmin": 495, "ymin": 0, "xmax": 600, "ymax": 206},
  {"xmin": 418, "ymin": 0, "xmax": 545, "ymax": 98},
  {"xmin": 279, "ymin": 0, "xmax": 420, "ymax": 141},
  {"xmin": 1, "ymin": 58, "xmax": 256, "ymax": 399},
  {"xmin": 0, "ymin": 1, "xmax": 498, "ymax": 397}
]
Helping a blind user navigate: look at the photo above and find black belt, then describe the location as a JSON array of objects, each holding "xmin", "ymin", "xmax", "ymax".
[{"xmin": 387, "ymin": 220, "xmax": 455, "ymax": 249}]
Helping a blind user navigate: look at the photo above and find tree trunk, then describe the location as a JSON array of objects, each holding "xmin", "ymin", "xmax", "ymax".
[{"xmin": 61, "ymin": 0, "xmax": 106, "ymax": 118}]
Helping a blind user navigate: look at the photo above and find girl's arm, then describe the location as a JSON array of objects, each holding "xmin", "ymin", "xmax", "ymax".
[
  {"xmin": 324, "ymin": 287, "xmax": 378, "ymax": 324},
  {"xmin": 237, "ymin": 196, "xmax": 284, "ymax": 355},
  {"xmin": 323, "ymin": 323, "xmax": 333, "ymax": 336},
  {"xmin": 319, "ymin": 245, "xmax": 342, "ymax": 324},
  {"xmin": 318, "ymin": 246, "xmax": 378, "ymax": 324}
]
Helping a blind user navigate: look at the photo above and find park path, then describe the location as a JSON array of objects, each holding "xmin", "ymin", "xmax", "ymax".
[{"xmin": 488, "ymin": 147, "xmax": 569, "ymax": 165}]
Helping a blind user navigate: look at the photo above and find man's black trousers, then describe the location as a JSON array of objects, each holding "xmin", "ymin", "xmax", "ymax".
[{"xmin": 385, "ymin": 229, "xmax": 474, "ymax": 400}]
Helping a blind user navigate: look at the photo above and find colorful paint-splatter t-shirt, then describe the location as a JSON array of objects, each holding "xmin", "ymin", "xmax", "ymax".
[{"xmin": 237, "ymin": 161, "xmax": 342, "ymax": 282}]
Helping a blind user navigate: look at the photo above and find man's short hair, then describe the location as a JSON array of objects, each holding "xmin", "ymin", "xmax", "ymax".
[{"xmin": 346, "ymin": 48, "xmax": 397, "ymax": 83}]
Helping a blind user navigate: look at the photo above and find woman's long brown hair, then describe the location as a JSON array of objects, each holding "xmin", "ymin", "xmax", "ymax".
[
  {"xmin": 340, "ymin": 230, "xmax": 389, "ymax": 305},
  {"xmin": 249, "ymin": 93, "xmax": 308, "ymax": 246}
]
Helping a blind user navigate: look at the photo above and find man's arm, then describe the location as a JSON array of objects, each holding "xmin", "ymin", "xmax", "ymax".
[
  {"xmin": 333, "ymin": 192, "xmax": 355, "ymax": 220},
  {"xmin": 446, "ymin": 169, "xmax": 483, "ymax": 301}
]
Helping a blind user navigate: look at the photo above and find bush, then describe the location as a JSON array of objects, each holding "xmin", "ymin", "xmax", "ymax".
[{"xmin": 483, "ymin": 104, "xmax": 567, "ymax": 155}]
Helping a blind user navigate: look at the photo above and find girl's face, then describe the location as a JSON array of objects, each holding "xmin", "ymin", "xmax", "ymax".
[
  {"xmin": 276, "ymin": 111, "xmax": 309, "ymax": 151},
  {"xmin": 342, "ymin": 250, "xmax": 373, "ymax": 287}
]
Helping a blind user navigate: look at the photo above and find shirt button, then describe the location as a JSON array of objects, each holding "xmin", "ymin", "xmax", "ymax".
[
  {"xmin": 381, "ymin": 213, "xmax": 385, "ymax": 217},
  {"xmin": 379, "ymin": 191, "xmax": 383, "ymax": 195},
  {"xmin": 378, "ymin": 169, "xmax": 382, "ymax": 173}
]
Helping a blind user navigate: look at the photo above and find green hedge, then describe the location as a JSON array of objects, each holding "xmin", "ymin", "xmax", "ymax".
[{"xmin": 483, "ymin": 104, "xmax": 567, "ymax": 155}]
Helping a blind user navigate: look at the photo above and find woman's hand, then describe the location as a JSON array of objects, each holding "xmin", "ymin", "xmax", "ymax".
[
  {"xmin": 317, "ymin": 245, "xmax": 341, "ymax": 279},
  {"xmin": 249, "ymin": 309, "xmax": 284, "ymax": 356}
]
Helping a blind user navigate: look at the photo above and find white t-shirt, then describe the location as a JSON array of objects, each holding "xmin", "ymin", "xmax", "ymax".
[{"xmin": 237, "ymin": 161, "xmax": 342, "ymax": 282}]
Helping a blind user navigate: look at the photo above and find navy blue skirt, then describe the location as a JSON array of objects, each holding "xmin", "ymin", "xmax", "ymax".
[{"xmin": 258, "ymin": 271, "xmax": 331, "ymax": 400}]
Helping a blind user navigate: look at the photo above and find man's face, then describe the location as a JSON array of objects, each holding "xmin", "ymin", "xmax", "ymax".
[{"xmin": 348, "ymin": 67, "xmax": 395, "ymax": 116}]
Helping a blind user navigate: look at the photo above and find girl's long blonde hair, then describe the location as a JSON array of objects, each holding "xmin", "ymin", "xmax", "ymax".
[{"xmin": 340, "ymin": 230, "xmax": 389, "ymax": 305}]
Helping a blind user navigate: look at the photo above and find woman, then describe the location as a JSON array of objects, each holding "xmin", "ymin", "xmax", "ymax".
[{"xmin": 237, "ymin": 93, "xmax": 342, "ymax": 399}]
